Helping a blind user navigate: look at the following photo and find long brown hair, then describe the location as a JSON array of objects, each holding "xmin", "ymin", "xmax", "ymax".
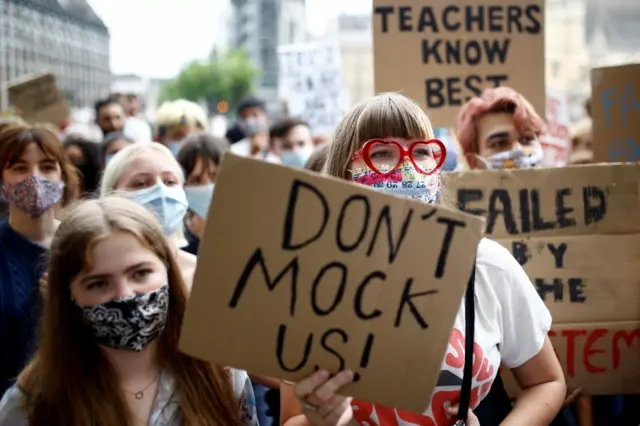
[
  {"xmin": 0, "ymin": 123, "xmax": 79, "ymax": 205},
  {"xmin": 18, "ymin": 197, "xmax": 243, "ymax": 426},
  {"xmin": 323, "ymin": 92, "xmax": 455, "ymax": 209}
]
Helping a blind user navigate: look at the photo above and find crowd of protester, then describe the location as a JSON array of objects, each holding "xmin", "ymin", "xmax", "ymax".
[{"xmin": 0, "ymin": 87, "xmax": 635, "ymax": 426}]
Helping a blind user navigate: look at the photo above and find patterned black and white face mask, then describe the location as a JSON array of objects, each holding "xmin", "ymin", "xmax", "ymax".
[{"xmin": 78, "ymin": 285, "xmax": 170, "ymax": 352}]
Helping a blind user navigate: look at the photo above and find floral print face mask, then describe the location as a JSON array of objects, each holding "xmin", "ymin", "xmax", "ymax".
[
  {"xmin": 78, "ymin": 285, "xmax": 170, "ymax": 352},
  {"xmin": 0, "ymin": 176, "xmax": 65, "ymax": 217}
]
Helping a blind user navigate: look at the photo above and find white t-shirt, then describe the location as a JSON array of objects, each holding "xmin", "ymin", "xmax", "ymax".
[
  {"xmin": 351, "ymin": 238, "xmax": 551, "ymax": 426},
  {"xmin": 231, "ymin": 138, "xmax": 281, "ymax": 164}
]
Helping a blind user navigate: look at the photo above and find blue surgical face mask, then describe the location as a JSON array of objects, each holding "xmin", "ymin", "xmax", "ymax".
[
  {"xmin": 280, "ymin": 146, "xmax": 314, "ymax": 169},
  {"xmin": 184, "ymin": 184, "xmax": 214, "ymax": 219},
  {"xmin": 126, "ymin": 183, "xmax": 188, "ymax": 236}
]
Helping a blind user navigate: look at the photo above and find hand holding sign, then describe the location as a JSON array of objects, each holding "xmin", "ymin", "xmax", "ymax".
[
  {"xmin": 179, "ymin": 154, "xmax": 484, "ymax": 412},
  {"xmin": 294, "ymin": 370, "xmax": 355, "ymax": 426}
]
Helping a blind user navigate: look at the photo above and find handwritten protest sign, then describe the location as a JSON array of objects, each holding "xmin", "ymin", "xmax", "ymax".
[
  {"xmin": 180, "ymin": 154, "xmax": 485, "ymax": 412},
  {"xmin": 8, "ymin": 72, "xmax": 69, "ymax": 126},
  {"xmin": 446, "ymin": 164, "xmax": 640, "ymax": 394},
  {"xmin": 372, "ymin": 0, "xmax": 545, "ymax": 128},
  {"xmin": 540, "ymin": 87, "xmax": 571, "ymax": 167},
  {"xmin": 591, "ymin": 63, "xmax": 640, "ymax": 163},
  {"xmin": 278, "ymin": 41, "xmax": 344, "ymax": 136}
]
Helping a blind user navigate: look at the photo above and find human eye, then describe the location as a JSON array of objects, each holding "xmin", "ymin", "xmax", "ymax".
[
  {"xmin": 164, "ymin": 178, "xmax": 179, "ymax": 187},
  {"xmin": 86, "ymin": 280, "xmax": 108, "ymax": 291},
  {"xmin": 132, "ymin": 268, "xmax": 153, "ymax": 281}
]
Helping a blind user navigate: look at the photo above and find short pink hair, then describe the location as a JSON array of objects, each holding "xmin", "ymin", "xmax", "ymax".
[{"xmin": 455, "ymin": 87, "xmax": 544, "ymax": 154}]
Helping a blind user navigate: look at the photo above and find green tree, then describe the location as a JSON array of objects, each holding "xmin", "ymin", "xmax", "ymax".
[{"xmin": 159, "ymin": 49, "xmax": 259, "ymax": 113}]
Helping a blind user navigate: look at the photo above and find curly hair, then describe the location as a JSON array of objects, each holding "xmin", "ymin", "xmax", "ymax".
[{"xmin": 454, "ymin": 87, "xmax": 544, "ymax": 154}]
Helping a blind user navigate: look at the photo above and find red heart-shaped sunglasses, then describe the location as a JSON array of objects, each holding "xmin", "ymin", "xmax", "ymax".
[{"xmin": 351, "ymin": 139, "xmax": 447, "ymax": 176}]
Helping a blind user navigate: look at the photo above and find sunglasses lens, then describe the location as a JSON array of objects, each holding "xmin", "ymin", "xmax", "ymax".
[
  {"xmin": 367, "ymin": 141, "xmax": 401, "ymax": 174},
  {"xmin": 411, "ymin": 142, "xmax": 441, "ymax": 174}
]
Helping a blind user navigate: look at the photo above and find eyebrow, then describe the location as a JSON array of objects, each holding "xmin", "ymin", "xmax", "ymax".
[
  {"xmin": 485, "ymin": 131, "xmax": 510, "ymax": 141},
  {"xmin": 80, "ymin": 261, "xmax": 153, "ymax": 282}
]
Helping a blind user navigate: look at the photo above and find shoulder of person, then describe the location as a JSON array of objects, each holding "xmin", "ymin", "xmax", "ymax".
[
  {"xmin": 475, "ymin": 238, "xmax": 523, "ymax": 277},
  {"xmin": 228, "ymin": 368, "xmax": 251, "ymax": 398},
  {"xmin": 230, "ymin": 139, "xmax": 249, "ymax": 155},
  {"xmin": 0, "ymin": 386, "xmax": 28, "ymax": 426}
]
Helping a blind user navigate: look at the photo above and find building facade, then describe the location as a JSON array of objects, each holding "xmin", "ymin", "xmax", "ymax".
[
  {"xmin": 229, "ymin": 0, "xmax": 306, "ymax": 110},
  {"xmin": 337, "ymin": 14, "xmax": 374, "ymax": 106},
  {"xmin": 0, "ymin": 0, "xmax": 110, "ymax": 110}
]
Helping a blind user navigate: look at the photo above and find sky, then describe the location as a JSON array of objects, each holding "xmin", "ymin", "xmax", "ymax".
[{"xmin": 86, "ymin": 0, "xmax": 370, "ymax": 79}]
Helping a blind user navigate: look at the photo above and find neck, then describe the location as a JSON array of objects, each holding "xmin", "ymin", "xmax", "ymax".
[
  {"xmin": 8, "ymin": 206, "xmax": 58, "ymax": 246},
  {"xmin": 102, "ymin": 341, "xmax": 161, "ymax": 387}
]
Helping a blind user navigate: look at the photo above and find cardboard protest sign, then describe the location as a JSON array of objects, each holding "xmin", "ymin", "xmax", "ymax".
[
  {"xmin": 180, "ymin": 154, "xmax": 485, "ymax": 412},
  {"xmin": 591, "ymin": 63, "xmax": 640, "ymax": 163},
  {"xmin": 372, "ymin": 0, "xmax": 545, "ymax": 128},
  {"xmin": 278, "ymin": 41, "xmax": 344, "ymax": 136},
  {"xmin": 503, "ymin": 321, "xmax": 640, "ymax": 395},
  {"xmin": 8, "ymin": 72, "xmax": 69, "ymax": 126},
  {"xmin": 446, "ymin": 164, "xmax": 640, "ymax": 394},
  {"xmin": 540, "ymin": 87, "xmax": 571, "ymax": 167}
]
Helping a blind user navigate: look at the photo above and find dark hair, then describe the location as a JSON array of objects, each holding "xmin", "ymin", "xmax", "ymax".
[
  {"xmin": 63, "ymin": 137, "xmax": 102, "ymax": 194},
  {"xmin": 305, "ymin": 143, "xmax": 331, "ymax": 173},
  {"xmin": 269, "ymin": 117, "xmax": 310, "ymax": 141},
  {"xmin": 176, "ymin": 133, "xmax": 230, "ymax": 177},
  {"xmin": 236, "ymin": 96, "xmax": 266, "ymax": 115},
  {"xmin": 100, "ymin": 132, "xmax": 133, "ymax": 163},
  {"xmin": 94, "ymin": 96, "xmax": 122, "ymax": 119},
  {"xmin": 0, "ymin": 123, "xmax": 79, "ymax": 205}
]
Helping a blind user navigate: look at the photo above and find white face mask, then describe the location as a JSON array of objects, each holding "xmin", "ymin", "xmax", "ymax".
[{"xmin": 477, "ymin": 144, "xmax": 544, "ymax": 170}]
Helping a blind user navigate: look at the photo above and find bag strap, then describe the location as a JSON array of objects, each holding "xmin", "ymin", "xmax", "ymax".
[{"xmin": 455, "ymin": 262, "xmax": 476, "ymax": 424}]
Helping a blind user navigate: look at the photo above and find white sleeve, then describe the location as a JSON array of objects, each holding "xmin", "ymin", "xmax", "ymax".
[
  {"xmin": 0, "ymin": 386, "xmax": 28, "ymax": 426},
  {"xmin": 230, "ymin": 369, "xmax": 258, "ymax": 426},
  {"xmin": 493, "ymin": 244, "xmax": 552, "ymax": 368}
]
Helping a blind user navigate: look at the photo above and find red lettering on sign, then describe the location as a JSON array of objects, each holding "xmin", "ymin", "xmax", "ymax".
[
  {"xmin": 561, "ymin": 329, "xmax": 587, "ymax": 377},
  {"xmin": 583, "ymin": 328, "xmax": 607, "ymax": 374},
  {"xmin": 612, "ymin": 328, "xmax": 640, "ymax": 369}
]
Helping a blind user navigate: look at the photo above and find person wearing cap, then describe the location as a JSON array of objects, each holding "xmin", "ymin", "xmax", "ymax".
[{"xmin": 229, "ymin": 96, "xmax": 280, "ymax": 163}]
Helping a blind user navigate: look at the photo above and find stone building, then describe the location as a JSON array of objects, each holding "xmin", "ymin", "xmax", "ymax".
[{"xmin": 0, "ymin": 0, "xmax": 110, "ymax": 109}]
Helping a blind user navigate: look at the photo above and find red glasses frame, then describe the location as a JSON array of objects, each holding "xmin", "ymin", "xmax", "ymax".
[{"xmin": 352, "ymin": 139, "xmax": 447, "ymax": 176}]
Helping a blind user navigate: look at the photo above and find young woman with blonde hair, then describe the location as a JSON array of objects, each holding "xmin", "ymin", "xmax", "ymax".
[
  {"xmin": 100, "ymin": 142, "xmax": 197, "ymax": 289},
  {"xmin": 0, "ymin": 197, "xmax": 257, "ymax": 425},
  {"xmin": 280, "ymin": 93, "xmax": 566, "ymax": 426}
]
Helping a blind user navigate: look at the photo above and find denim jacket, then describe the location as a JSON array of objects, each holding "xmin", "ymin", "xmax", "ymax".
[{"xmin": 0, "ymin": 368, "xmax": 258, "ymax": 425}]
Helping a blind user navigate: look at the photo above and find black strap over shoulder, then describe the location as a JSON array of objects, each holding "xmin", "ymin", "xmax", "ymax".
[{"xmin": 455, "ymin": 262, "xmax": 476, "ymax": 425}]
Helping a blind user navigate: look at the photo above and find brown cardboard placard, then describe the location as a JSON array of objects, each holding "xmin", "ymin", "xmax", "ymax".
[
  {"xmin": 445, "ymin": 164, "xmax": 640, "ymax": 394},
  {"xmin": 502, "ymin": 322, "xmax": 640, "ymax": 395},
  {"xmin": 591, "ymin": 63, "xmax": 640, "ymax": 163},
  {"xmin": 497, "ymin": 234, "xmax": 640, "ymax": 324},
  {"xmin": 372, "ymin": 0, "xmax": 546, "ymax": 128},
  {"xmin": 8, "ymin": 72, "xmax": 69, "ymax": 126},
  {"xmin": 179, "ymin": 154, "xmax": 485, "ymax": 413},
  {"xmin": 445, "ymin": 163, "xmax": 640, "ymax": 238}
]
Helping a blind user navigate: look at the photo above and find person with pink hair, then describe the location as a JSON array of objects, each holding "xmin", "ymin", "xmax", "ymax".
[{"xmin": 455, "ymin": 87, "xmax": 545, "ymax": 170}]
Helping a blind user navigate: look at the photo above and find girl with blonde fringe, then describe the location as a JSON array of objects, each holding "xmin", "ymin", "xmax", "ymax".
[
  {"xmin": 0, "ymin": 197, "xmax": 257, "ymax": 425},
  {"xmin": 279, "ymin": 93, "xmax": 566, "ymax": 426}
]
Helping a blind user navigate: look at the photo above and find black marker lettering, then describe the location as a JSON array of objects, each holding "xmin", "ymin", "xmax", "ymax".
[
  {"xmin": 311, "ymin": 262, "xmax": 347, "ymax": 316},
  {"xmin": 487, "ymin": 5, "xmax": 504, "ymax": 31},
  {"xmin": 336, "ymin": 195, "xmax": 370, "ymax": 252},
  {"xmin": 422, "ymin": 40, "xmax": 442, "ymax": 64},
  {"xmin": 535, "ymin": 278, "xmax": 564, "ymax": 302},
  {"xmin": 486, "ymin": 189, "xmax": 518, "ymax": 235},
  {"xmin": 519, "ymin": 188, "xmax": 532, "ymax": 233},
  {"xmin": 398, "ymin": 6, "xmax": 412, "ymax": 31},
  {"xmin": 569, "ymin": 278, "xmax": 586, "ymax": 303},
  {"xmin": 484, "ymin": 39, "xmax": 510, "ymax": 64},
  {"xmin": 394, "ymin": 277, "xmax": 439, "ymax": 329},
  {"xmin": 547, "ymin": 243, "xmax": 568, "ymax": 268},
  {"xmin": 442, "ymin": 6, "xmax": 461, "ymax": 31},
  {"xmin": 512, "ymin": 241, "xmax": 530, "ymax": 266},
  {"xmin": 457, "ymin": 189, "xmax": 486, "ymax": 216},
  {"xmin": 465, "ymin": 5, "xmax": 484, "ymax": 32},
  {"xmin": 506, "ymin": 5, "xmax": 523, "ymax": 33},
  {"xmin": 354, "ymin": 271, "xmax": 385, "ymax": 320},
  {"xmin": 556, "ymin": 188, "xmax": 577, "ymax": 228},
  {"xmin": 425, "ymin": 77, "xmax": 445, "ymax": 108},
  {"xmin": 486, "ymin": 74, "xmax": 509, "ymax": 87},
  {"xmin": 276, "ymin": 324, "xmax": 312, "ymax": 372},
  {"xmin": 524, "ymin": 4, "xmax": 543, "ymax": 34},
  {"xmin": 320, "ymin": 329, "xmax": 348, "ymax": 371},
  {"xmin": 435, "ymin": 217, "xmax": 466, "ymax": 278},
  {"xmin": 373, "ymin": 6, "xmax": 394, "ymax": 33},
  {"xmin": 366, "ymin": 206, "xmax": 414, "ymax": 264},
  {"xmin": 531, "ymin": 189, "xmax": 556, "ymax": 231},
  {"xmin": 282, "ymin": 180, "xmax": 329, "ymax": 250},
  {"xmin": 418, "ymin": 6, "xmax": 438, "ymax": 32},
  {"xmin": 229, "ymin": 249, "xmax": 298, "ymax": 315},
  {"xmin": 583, "ymin": 186, "xmax": 606, "ymax": 225}
]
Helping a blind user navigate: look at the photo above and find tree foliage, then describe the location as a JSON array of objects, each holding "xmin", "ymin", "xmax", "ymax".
[{"xmin": 159, "ymin": 49, "xmax": 259, "ymax": 112}]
